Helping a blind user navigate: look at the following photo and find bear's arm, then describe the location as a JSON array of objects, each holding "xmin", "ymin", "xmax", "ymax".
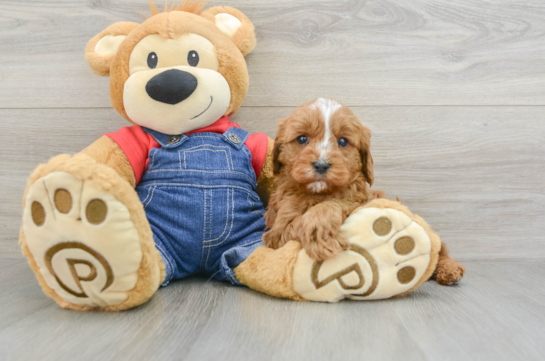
[
  {"xmin": 255, "ymin": 137, "xmax": 276, "ymax": 206},
  {"xmin": 81, "ymin": 136, "xmax": 136, "ymax": 187}
]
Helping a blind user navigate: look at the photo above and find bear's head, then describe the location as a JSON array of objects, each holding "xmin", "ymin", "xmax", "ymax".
[{"xmin": 85, "ymin": 0, "xmax": 256, "ymax": 135}]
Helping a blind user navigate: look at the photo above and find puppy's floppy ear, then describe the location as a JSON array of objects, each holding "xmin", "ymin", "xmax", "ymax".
[
  {"xmin": 85, "ymin": 22, "xmax": 139, "ymax": 76},
  {"xmin": 272, "ymin": 142, "xmax": 283, "ymax": 175},
  {"xmin": 201, "ymin": 6, "xmax": 256, "ymax": 56},
  {"xmin": 359, "ymin": 127, "xmax": 374, "ymax": 186}
]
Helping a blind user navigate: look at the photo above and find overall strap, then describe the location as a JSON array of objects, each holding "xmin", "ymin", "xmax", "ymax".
[
  {"xmin": 141, "ymin": 127, "xmax": 189, "ymax": 149},
  {"xmin": 221, "ymin": 127, "xmax": 250, "ymax": 150}
]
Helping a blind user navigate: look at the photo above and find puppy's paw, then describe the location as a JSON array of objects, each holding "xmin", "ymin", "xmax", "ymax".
[
  {"xmin": 300, "ymin": 216, "xmax": 349, "ymax": 261},
  {"xmin": 434, "ymin": 259, "xmax": 465, "ymax": 285},
  {"xmin": 299, "ymin": 205, "xmax": 348, "ymax": 261},
  {"xmin": 262, "ymin": 231, "xmax": 276, "ymax": 249},
  {"xmin": 304, "ymin": 235, "xmax": 349, "ymax": 261}
]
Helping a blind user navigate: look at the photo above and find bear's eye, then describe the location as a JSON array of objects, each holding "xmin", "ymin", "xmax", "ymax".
[
  {"xmin": 147, "ymin": 52, "xmax": 158, "ymax": 69},
  {"xmin": 338, "ymin": 137, "xmax": 349, "ymax": 147},
  {"xmin": 188, "ymin": 50, "xmax": 199, "ymax": 67},
  {"xmin": 297, "ymin": 135, "xmax": 308, "ymax": 145}
]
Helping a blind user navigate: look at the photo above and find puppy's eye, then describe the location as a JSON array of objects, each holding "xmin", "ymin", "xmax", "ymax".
[
  {"xmin": 188, "ymin": 51, "xmax": 199, "ymax": 67},
  {"xmin": 338, "ymin": 137, "xmax": 349, "ymax": 147},
  {"xmin": 297, "ymin": 135, "xmax": 308, "ymax": 145},
  {"xmin": 147, "ymin": 52, "xmax": 158, "ymax": 69}
]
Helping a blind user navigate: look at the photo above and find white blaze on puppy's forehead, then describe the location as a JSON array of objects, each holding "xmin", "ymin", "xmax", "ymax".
[{"xmin": 312, "ymin": 98, "xmax": 342, "ymax": 160}]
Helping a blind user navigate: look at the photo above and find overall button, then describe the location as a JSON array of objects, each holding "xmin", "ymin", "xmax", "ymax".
[
  {"xmin": 167, "ymin": 135, "xmax": 181, "ymax": 144},
  {"xmin": 228, "ymin": 133, "xmax": 241, "ymax": 144}
]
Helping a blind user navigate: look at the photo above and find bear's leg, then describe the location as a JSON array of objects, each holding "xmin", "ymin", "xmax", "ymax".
[
  {"xmin": 234, "ymin": 241, "xmax": 306, "ymax": 301},
  {"xmin": 20, "ymin": 154, "xmax": 164, "ymax": 311},
  {"xmin": 235, "ymin": 199, "xmax": 441, "ymax": 302}
]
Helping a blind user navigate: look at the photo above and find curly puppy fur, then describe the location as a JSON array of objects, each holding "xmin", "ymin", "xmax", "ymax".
[
  {"xmin": 264, "ymin": 98, "xmax": 465, "ymax": 285},
  {"xmin": 432, "ymin": 243, "xmax": 466, "ymax": 285},
  {"xmin": 264, "ymin": 99, "xmax": 385, "ymax": 261}
]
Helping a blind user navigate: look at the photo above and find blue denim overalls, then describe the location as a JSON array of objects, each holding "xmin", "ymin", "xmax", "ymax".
[{"xmin": 135, "ymin": 127, "xmax": 266, "ymax": 285}]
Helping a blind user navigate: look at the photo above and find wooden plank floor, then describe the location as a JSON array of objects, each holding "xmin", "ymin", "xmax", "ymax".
[
  {"xmin": 0, "ymin": 0, "xmax": 544, "ymax": 360},
  {"xmin": 0, "ymin": 259, "xmax": 543, "ymax": 361}
]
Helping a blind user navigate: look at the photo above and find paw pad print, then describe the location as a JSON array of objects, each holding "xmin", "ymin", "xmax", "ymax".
[
  {"xmin": 293, "ymin": 207, "xmax": 432, "ymax": 302},
  {"xmin": 22, "ymin": 172, "xmax": 142, "ymax": 307}
]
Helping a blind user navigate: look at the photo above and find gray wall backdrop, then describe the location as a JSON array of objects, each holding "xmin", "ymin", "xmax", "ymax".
[{"xmin": 2, "ymin": 0, "xmax": 544, "ymax": 261}]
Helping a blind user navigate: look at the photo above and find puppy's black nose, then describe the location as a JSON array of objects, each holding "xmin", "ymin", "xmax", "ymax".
[
  {"xmin": 146, "ymin": 69, "xmax": 198, "ymax": 105},
  {"xmin": 313, "ymin": 161, "xmax": 331, "ymax": 175}
]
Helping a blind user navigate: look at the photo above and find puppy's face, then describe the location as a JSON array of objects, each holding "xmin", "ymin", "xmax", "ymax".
[{"xmin": 273, "ymin": 98, "xmax": 374, "ymax": 194}]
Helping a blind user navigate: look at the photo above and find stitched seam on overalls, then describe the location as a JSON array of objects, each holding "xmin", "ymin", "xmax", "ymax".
[
  {"xmin": 241, "ymin": 146, "xmax": 256, "ymax": 180},
  {"xmin": 184, "ymin": 144, "xmax": 233, "ymax": 170},
  {"xmin": 149, "ymin": 148, "xmax": 158, "ymax": 170},
  {"xmin": 189, "ymin": 135, "xmax": 224, "ymax": 140},
  {"xmin": 141, "ymin": 183, "xmax": 257, "ymax": 196},
  {"xmin": 201, "ymin": 189, "xmax": 207, "ymax": 267},
  {"xmin": 203, "ymin": 188, "xmax": 232, "ymax": 244},
  {"xmin": 188, "ymin": 134, "xmax": 243, "ymax": 168},
  {"xmin": 208, "ymin": 190, "xmax": 211, "ymax": 240},
  {"xmin": 185, "ymin": 149, "xmax": 231, "ymax": 170},
  {"xmin": 209, "ymin": 190, "xmax": 213, "ymax": 240},
  {"xmin": 140, "ymin": 186, "xmax": 153, "ymax": 205},
  {"xmin": 181, "ymin": 144, "xmax": 234, "ymax": 171},
  {"xmin": 204, "ymin": 188, "xmax": 235, "ymax": 248},
  {"xmin": 144, "ymin": 186, "xmax": 157, "ymax": 209},
  {"xmin": 204, "ymin": 189, "xmax": 235, "ymax": 268},
  {"xmin": 240, "ymin": 237, "xmax": 264, "ymax": 248},
  {"xmin": 184, "ymin": 147, "xmax": 231, "ymax": 154},
  {"xmin": 204, "ymin": 189, "xmax": 213, "ymax": 241},
  {"xmin": 143, "ymin": 169, "xmax": 255, "ymax": 183},
  {"xmin": 182, "ymin": 143, "xmax": 233, "ymax": 152},
  {"xmin": 247, "ymin": 193, "xmax": 265, "ymax": 217}
]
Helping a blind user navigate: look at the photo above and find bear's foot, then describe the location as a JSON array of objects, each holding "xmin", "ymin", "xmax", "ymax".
[
  {"xmin": 20, "ymin": 155, "xmax": 163, "ymax": 310},
  {"xmin": 292, "ymin": 199, "xmax": 440, "ymax": 302}
]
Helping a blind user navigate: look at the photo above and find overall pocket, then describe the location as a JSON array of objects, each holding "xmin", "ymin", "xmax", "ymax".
[{"xmin": 180, "ymin": 144, "xmax": 234, "ymax": 172}]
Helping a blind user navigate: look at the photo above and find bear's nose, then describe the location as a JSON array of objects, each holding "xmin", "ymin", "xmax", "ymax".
[
  {"xmin": 145, "ymin": 69, "xmax": 198, "ymax": 105},
  {"xmin": 313, "ymin": 161, "xmax": 331, "ymax": 175}
]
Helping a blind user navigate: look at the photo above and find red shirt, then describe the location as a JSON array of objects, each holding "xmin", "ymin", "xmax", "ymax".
[{"xmin": 105, "ymin": 116, "xmax": 269, "ymax": 185}]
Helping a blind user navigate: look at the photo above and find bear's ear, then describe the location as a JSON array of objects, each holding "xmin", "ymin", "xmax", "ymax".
[
  {"xmin": 201, "ymin": 6, "xmax": 256, "ymax": 56},
  {"xmin": 85, "ymin": 22, "xmax": 139, "ymax": 76}
]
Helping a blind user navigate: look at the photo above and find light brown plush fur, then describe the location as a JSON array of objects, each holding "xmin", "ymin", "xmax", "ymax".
[
  {"xmin": 85, "ymin": 2, "xmax": 255, "ymax": 121},
  {"xmin": 264, "ymin": 100, "xmax": 381, "ymax": 261},
  {"xmin": 81, "ymin": 136, "xmax": 136, "ymax": 187},
  {"xmin": 201, "ymin": 6, "xmax": 257, "ymax": 57},
  {"xmin": 20, "ymin": 2, "xmax": 270, "ymax": 310},
  {"xmin": 85, "ymin": 22, "xmax": 140, "ymax": 77},
  {"xmin": 234, "ymin": 241, "xmax": 305, "ymax": 301},
  {"xmin": 20, "ymin": 153, "xmax": 165, "ymax": 311}
]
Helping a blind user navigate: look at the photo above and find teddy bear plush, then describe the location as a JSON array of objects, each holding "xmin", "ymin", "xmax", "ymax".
[{"xmin": 19, "ymin": 1, "xmax": 455, "ymax": 311}]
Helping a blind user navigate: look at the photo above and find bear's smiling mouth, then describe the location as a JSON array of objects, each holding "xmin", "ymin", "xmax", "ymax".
[{"xmin": 190, "ymin": 96, "xmax": 213, "ymax": 120}]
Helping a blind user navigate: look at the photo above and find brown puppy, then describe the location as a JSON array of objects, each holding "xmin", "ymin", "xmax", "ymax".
[
  {"xmin": 264, "ymin": 98, "xmax": 383, "ymax": 261},
  {"xmin": 264, "ymin": 98, "xmax": 465, "ymax": 285}
]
